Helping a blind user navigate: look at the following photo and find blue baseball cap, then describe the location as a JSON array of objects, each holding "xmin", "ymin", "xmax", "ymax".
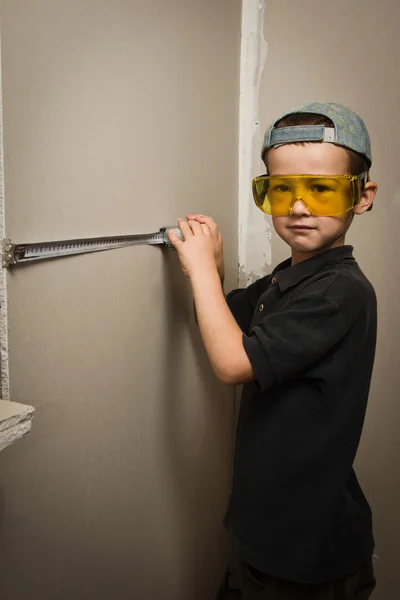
[{"xmin": 261, "ymin": 102, "xmax": 372, "ymax": 168}]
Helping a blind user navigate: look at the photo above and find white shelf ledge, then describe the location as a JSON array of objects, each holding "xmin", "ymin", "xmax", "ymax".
[{"xmin": 0, "ymin": 400, "xmax": 34, "ymax": 451}]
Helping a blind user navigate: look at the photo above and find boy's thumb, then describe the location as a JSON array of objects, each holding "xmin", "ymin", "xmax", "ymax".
[{"xmin": 168, "ymin": 230, "xmax": 182, "ymax": 249}]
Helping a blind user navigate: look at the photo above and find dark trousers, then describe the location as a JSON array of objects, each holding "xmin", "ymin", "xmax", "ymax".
[{"xmin": 240, "ymin": 561, "xmax": 376, "ymax": 600}]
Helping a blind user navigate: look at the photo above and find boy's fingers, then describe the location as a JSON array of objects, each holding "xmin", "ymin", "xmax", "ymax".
[
  {"xmin": 188, "ymin": 215, "xmax": 218, "ymax": 238},
  {"xmin": 201, "ymin": 217, "xmax": 218, "ymax": 234},
  {"xmin": 186, "ymin": 214, "xmax": 215, "ymax": 225},
  {"xmin": 177, "ymin": 219, "xmax": 193, "ymax": 240},
  {"xmin": 201, "ymin": 224, "xmax": 211, "ymax": 236},
  {"xmin": 186, "ymin": 213, "xmax": 204, "ymax": 220},
  {"xmin": 187, "ymin": 219, "xmax": 204, "ymax": 235}
]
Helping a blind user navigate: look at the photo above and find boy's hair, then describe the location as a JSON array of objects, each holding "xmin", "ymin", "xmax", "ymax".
[{"xmin": 263, "ymin": 113, "xmax": 370, "ymax": 178}]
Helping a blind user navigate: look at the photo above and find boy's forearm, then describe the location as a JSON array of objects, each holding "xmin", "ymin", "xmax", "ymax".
[
  {"xmin": 190, "ymin": 267, "xmax": 253, "ymax": 385},
  {"xmin": 193, "ymin": 275, "xmax": 224, "ymax": 324}
]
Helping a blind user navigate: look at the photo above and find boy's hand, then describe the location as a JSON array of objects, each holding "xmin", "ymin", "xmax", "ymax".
[
  {"xmin": 168, "ymin": 219, "xmax": 217, "ymax": 280},
  {"xmin": 186, "ymin": 214, "xmax": 225, "ymax": 283}
]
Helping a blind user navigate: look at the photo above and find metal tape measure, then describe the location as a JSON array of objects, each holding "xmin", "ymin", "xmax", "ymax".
[{"xmin": 2, "ymin": 226, "xmax": 183, "ymax": 268}]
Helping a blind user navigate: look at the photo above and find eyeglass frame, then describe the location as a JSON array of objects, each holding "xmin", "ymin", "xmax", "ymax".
[{"xmin": 251, "ymin": 171, "xmax": 370, "ymax": 217}]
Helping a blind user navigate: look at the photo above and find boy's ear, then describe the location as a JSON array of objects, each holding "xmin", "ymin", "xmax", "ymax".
[{"xmin": 353, "ymin": 181, "xmax": 378, "ymax": 215}]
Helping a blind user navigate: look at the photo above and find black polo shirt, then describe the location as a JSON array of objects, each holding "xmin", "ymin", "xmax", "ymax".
[{"xmin": 224, "ymin": 245, "xmax": 377, "ymax": 584}]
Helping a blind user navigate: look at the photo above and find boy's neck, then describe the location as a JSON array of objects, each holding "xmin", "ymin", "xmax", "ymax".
[{"xmin": 291, "ymin": 239, "xmax": 346, "ymax": 266}]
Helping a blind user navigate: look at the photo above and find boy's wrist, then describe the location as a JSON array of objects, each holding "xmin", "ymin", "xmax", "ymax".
[{"xmin": 190, "ymin": 264, "xmax": 221, "ymax": 289}]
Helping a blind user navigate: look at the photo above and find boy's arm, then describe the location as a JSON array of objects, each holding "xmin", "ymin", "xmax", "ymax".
[
  {"xmin": 169, "ymin": 217, "xmax": 255, "ymax": 386},
  {"xmin": 191, "ymin": 268, "xmax": 254, "ymax": 386},
  {"xmin": 187, "ymin": 214, "xmax": 262, "ymax": 333},
  {"xmin": 193, "ymin": 274, "xmax": 223, "ymax": 325}
]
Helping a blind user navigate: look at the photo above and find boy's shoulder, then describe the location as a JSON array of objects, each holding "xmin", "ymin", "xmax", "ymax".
[
  {"xmin": 305, "ymin": 258, "xmax": 375, "ymax": 300},
  {"xmin": 298, "ymin": 257, "xmax": 374, "ymax": 294},
  {"xmin": 291, "ymin": 257, "xmax": 377, "ymax": 326}
]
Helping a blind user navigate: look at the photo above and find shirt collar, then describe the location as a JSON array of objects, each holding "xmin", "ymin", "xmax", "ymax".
[{"xmin": 272, "ymin": 245, "xmax": 355, "ymax": 292}]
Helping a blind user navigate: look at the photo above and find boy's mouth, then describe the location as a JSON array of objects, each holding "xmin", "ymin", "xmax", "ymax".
[{"xmin": 288, "ymin": 224, "xmax": 315, "ymax": 230}]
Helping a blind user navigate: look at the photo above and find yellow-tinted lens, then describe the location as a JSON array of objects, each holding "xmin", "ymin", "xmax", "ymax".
[
  {"xmin": 252, "ymin": 178, "xmax": 273, "ymax": 213},
  {"xmin": 252, "ymin": 175, "xmax": 360, "ymax": 216}
]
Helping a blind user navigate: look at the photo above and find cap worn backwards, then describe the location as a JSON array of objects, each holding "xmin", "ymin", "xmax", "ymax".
[{"xmin": 261, "ymin": 102, "xmax": 372, "ymax": 168}]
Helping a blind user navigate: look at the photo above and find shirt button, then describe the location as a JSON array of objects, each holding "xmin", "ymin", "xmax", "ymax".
[
  {"xmin": 271, "ymin": 277, "xmax": 277, "ymax": 286},
  {"xmin": 259, "ymin": 304, "xmax": 264, "ymax": 312}
]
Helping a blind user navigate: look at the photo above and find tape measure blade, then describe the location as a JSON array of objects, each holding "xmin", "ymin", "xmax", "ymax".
[
  {"xmin": 7, "ymin": 228, "xmax": 172, "ymax": 266},
  {"xmin": 20, "ymin": 241, "xmax": 154, "ymax": 262}
]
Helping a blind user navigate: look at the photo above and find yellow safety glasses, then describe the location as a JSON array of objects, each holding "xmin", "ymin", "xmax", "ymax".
[{"xmin": 252, "ymin": 173, "xmax": 368, "ymax": 217}]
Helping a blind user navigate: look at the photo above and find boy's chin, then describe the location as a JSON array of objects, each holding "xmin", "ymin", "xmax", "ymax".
[{"xmin": 277, "ymin": 232, "xmax": 344, "ymax": 255}]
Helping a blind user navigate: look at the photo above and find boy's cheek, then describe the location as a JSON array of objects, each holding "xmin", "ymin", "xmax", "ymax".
[
  {"xmin": 272, "ymin": 216, "xmax": 293, "ymax": 232},
  {"xmin": 271, "ymin": 216, "xmax": 285, "ymax": 227},
  {"xmin": 271, "ymin": 216, "xmax": 287, "ymax": 237}
]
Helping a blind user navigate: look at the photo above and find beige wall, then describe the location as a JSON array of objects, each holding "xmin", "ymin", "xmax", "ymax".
[
  {"xmin": 0, "ymin": 1, "xmax": 240, "ymax": 599},
  {"xmin": 258, "ymin": 1, "xmax": 400, "ymax": 596}
]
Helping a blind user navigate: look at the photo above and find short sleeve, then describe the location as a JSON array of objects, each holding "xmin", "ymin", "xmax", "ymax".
[
  {"xmin": 243, "ymin": 292, "xmax": 347, "ymax": 391},
  {"xmin": 226, "ymin": 275, "xmax": 271, "ymax": 335}
]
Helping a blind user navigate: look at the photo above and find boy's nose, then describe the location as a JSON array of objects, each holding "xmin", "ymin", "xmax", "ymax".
[{"xmin": 290, "ymin": 197, "xmax": 311, "ymax": 216}]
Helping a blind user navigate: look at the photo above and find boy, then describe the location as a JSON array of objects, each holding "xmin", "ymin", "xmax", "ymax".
[{"xmin": 168, "ymin": 102, "xmax": 378, "ymax": 599}]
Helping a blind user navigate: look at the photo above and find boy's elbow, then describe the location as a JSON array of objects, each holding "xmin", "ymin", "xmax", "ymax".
[
  {"xmin": 215, "ymin": 362, "xmax": 255, "ymax": 386},
  {"xmin": 216, "ymin": 369, "xmax": 236, "ymax": 386}
]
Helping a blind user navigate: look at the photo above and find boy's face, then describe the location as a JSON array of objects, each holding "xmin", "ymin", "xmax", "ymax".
[{"xmin": 267, "ymin": 142, "xmax": 365, "ymax": 263}]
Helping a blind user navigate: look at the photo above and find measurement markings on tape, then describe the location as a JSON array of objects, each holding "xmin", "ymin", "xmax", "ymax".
[{"xmin": 2, "ymin": 226, "xmax": 183, "ymax": 268}]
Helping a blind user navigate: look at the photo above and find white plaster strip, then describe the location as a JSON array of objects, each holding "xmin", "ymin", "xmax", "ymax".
[
  {"xmin": 238, "ymin": 0, "xmax": 269, "ymax": 286},
  {"xmin": 0, "ymin": 35, "xmax": 10, "ymax": 400}
]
